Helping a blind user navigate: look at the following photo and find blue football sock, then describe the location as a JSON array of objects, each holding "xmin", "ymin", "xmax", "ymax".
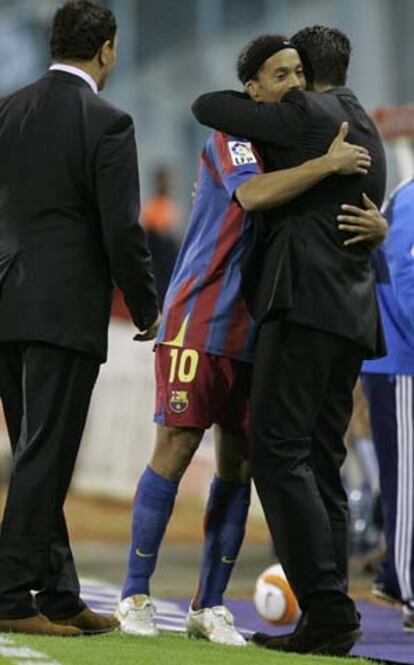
[
  {"xmin": 192, "ymin": 475, "xmax": 251, "ymax": 609},
  {"xmin": 122, "ymin": 466, "xmax": 178, "ymax": 598}
]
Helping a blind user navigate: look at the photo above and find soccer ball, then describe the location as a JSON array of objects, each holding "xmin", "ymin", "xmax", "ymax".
[{"xmin": 254, "ymin": 563, "xmax": 301, "ymax": 625}]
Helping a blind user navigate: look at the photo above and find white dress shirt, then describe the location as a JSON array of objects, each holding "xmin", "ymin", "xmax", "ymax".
[{"xmin": 49, "ymin": 64, "xmax": 98, "ymax": 94}]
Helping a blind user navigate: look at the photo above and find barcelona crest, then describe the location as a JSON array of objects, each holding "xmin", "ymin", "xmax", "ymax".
[{"xmin": 169, "ymin": 389, "xmax": 189, "ymax": 414}]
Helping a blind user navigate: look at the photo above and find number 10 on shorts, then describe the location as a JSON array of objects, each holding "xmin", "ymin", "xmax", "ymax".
[{"xmin": 168, "ymin": 348, "xmax": 199, "ymax": 383}]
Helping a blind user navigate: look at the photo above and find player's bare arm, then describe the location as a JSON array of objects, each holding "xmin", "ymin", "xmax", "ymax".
[
  {"xmin": 337, "ymin": 193, "xmax": 388, "ymax": 247},
  {"xmin": 236, "ymin": 121, "xmax": 371, "ymax": 211}
]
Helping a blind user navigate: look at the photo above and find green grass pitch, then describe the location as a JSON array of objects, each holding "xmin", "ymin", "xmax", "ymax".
[{"xmin": 0, "ymin": 631, "xmax": 376, "ymax": 665}]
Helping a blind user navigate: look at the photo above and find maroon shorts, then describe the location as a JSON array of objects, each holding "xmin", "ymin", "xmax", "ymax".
[{"xmin": 154, "ymin": 344, "xmax": 252, "ymax": 438}]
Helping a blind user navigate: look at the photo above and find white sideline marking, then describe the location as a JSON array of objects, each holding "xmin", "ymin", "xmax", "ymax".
[
  {"xmin": 0, "ymin": 647, "xmax": 47, "ymax": 658},
  {"xmin": 0, "ymin": 636, "xmax": 13, "ymax": 645},
  {"xmin": 157, "ymin": 615, "xmax": 186, "ymax": 625},
  {"xmin": 0, "ymin": 641, "xmax": 62, "ymax": 665},
  {"xmin": 156, "ymin": 623, "xmax": 186, "ymax": 633}
]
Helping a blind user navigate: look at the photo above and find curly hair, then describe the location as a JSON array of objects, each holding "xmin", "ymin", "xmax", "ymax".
[
  {"xmin": 50, "ymin": 1, "xmax": 117, "ymax": 61},
  {"xmin": 236, "ymin": 34, "xmax": 292, "ymax": 83},
  {"xmin": 291, "ymin": 26, "xmax": 351, "ymax": 87}
]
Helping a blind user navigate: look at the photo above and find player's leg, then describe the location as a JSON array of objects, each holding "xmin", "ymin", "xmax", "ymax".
[
  {"xmin": 187, "ymin": 358, "xmax": 252, "ymax": 646},
  {"xmin": 362, "ymin": 373, "xmax": 414, "ymax": 630},
  {"xmin": 394, "ymin": 376, "xmax": 414, "ymax": 631},
  {"xmin": 214, "ymin": 425, "xmax": 251, "ymax": 485},
  {"xmin": 192, "ymin": 429, "xmax": 250, "ymax": 609},
  {"xmin": 118, "ymin": 344, "xmax": 209, "ymax": 636},
  {"xmin": 118, "ymin": 425, "xmax": 203, "ymax": 636},
  {"xmin": 360, "ymin": 373, "xmax": 401, "ymax": 603},
  {"xmin": 121, "ymin": 425, "xmax": 203, "ymax": 595}
]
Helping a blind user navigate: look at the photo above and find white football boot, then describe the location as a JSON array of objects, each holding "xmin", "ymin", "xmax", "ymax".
[
  {"xmin": 116, "ymin": 594, "xmax": 159, "ymax": 637},
  {"xmin": 403, "ymin": 601, "xmax": 414, "ymax": 632},
  {"xmin": 186, "ymin": 605, "xmax": 246, "ymax": 646}
]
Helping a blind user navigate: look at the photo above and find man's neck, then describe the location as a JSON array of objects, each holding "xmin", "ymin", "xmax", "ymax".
[
  {"xmin": 52, "ymin": 59, "xmax": 99, "ymax": 88},
  {"xmin": 312, "ymin": 82, "xmax": 335, "ymax": 93}
]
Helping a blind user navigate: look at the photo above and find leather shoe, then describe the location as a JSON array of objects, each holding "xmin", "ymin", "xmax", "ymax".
[
  {"xmin": 53, "ymin": 607, "xmax": 119, "ymax": 634},
  {"xmin": 0, "ymin": 614, "xmax": 82, "ymax": 636},
  {"xmin": 252, "ymin": 612, "xmax": 308, "ymax": 647},
  {"xmin": 252, "ymin": 631, "xmax": 274, "ymax": 646},
  {"xmin": 253, "ymin": 622, "xmax": 362, "ymax": 656}
]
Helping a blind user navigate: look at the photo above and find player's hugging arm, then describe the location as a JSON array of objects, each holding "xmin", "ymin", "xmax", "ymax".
[
  {"xmin": 236, "ymin": 122, "xmax": 372, "ymax": 212},
  {"xmin": 191, "ymin": 89, "xmax": 307, "ymax": 146},
  {"xmin": 337, "ymin": 194, "xmax": 388, "ymax": 249}
]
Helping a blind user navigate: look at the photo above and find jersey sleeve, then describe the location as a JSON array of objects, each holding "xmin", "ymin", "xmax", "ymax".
[
  {"xmin": 385, "ymin": 182, "xmax": 414, "ymax": 326},
  {"xmin": 207, "ymin": 131, "xmax": 263, "ymax": 198}
]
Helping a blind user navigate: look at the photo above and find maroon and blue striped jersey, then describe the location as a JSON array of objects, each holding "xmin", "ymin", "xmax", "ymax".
[{"xmin": 156, "ymin": 131, "xmax": 262, "ymax": 363}]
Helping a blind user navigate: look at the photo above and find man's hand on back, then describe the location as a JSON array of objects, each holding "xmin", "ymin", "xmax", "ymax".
[
  {"xmin": 327, "ymin": 122, "xmax": 372, "ymax": 175},
  {"xmin": 337, "ymin": 193, "xmax": 388, "ymax": 248}
]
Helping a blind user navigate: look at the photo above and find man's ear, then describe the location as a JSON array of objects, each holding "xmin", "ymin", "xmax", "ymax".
[
  {"xmin": 98, "ymin": 39, "xmax": 112, "ymax": 66},
  {"xmin": 245, "ymin": 79, "xmax": 260, "ymax": 101}
]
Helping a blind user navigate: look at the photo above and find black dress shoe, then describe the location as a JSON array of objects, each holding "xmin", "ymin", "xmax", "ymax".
[
  {"xmin": 252, "ymin": 612, "xmax": 308, "ymax": 647},
  {"xmin": 257, "ymin": 622, "xmax": 362, "ymax": 656},
  {"xmin": 252, "ymin": 631, "xmax": 275, "ymax": 646}
]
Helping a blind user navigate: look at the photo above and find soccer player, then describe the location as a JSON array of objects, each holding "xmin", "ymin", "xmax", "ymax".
[
  {"xmin": 116, "ymin": 36, "xmax": 382, "ymax": 646},
  {"xmin": 361, "ymin": 179, "xmax": 414, "ymax": 632}
]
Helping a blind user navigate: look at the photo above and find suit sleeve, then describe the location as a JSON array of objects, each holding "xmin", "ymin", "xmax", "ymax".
[
  {"xmin": 385, "ymin": 184, "xmax": 414, "ymax": 327},
  {"xmin": 95, "ymin": 114, "xmax": 159, "ymax": 330},
  {"xmin": 192, "ymin": 90, "xmax": 307, "ymax": 146}
]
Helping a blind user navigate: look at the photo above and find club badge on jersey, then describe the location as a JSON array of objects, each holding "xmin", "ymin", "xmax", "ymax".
[
  {"xmin": 228, "ymin": 141, "xmax": 257, "ymax": 167},
  {"xmin": 169, "ymin": 389, "xmax": 190, "ymax": 414}
]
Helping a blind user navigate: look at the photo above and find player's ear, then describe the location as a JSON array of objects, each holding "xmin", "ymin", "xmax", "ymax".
[{"xmin": 245, "ymin": 79, "xmax": 260, "ymax": 101}]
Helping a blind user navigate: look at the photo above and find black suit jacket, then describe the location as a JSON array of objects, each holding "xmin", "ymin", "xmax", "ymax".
[
  {"xmin": 0, "ymin": 70, "xmax": 158, "ymax": 361},
  {"xmin": 192, "ymin": 87, "xmax": 387, "ymax": 357}
]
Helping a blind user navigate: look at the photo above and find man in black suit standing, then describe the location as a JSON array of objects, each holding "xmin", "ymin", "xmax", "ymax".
[
  {"xmin": 192, "ymin": 27, "xmax": 386, "ymax": 655},
  {"xmin": 0, "ymin": 1, "xmax": 159, "ymax": 636}
]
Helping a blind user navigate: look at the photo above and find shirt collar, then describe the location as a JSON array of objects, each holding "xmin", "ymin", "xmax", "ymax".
[{"xmin": 49, "ymin": 64, "xmax": 98, "ymax": 94}]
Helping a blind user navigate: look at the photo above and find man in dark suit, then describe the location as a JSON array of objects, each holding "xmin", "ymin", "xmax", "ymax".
[
  {"xmin": 0, "ymin": 1, "xmax": 159, "ymax": 636},
  {"xmin": 192, "ymin": 27, "xmax": 386, "ymax": 655}
]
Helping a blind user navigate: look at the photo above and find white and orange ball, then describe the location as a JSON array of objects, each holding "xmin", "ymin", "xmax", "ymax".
[{"xmin": 254, "ymin": 563, "xmax": 301, "ymax": 625}]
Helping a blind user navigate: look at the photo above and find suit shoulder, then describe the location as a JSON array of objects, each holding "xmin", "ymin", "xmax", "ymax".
[
  {"xmin": 0, "ymin": 79, "xmax": 40, "ymax": 109},
  {"xmin": 76, "ymin": 91, "xmax": 134, "ymax": 141},
  {"xmin": 295, "ymin": 90, "xmax": 337, "ymax": 109},
  {"xmin": 81, "ymin": 90, "xmax": 132, "ymax": 126},
  {"xmin": 281, "ymin": 89, "xmax": 309, "ymax": 108}
]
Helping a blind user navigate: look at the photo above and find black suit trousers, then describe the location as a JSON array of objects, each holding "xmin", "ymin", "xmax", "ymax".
[
  {"xmin": 251, "ymin": 319, "xmax": 364, "ymax": 625},
  {"xmin": 0, "ymin": 342, "xmax": 99, "ymax": 618}
]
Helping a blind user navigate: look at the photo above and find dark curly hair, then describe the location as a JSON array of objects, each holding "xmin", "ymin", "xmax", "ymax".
[
  {"xmin": 50, "ymin": 1, "xmax": 117, "ymax": 61},
  {"xmin": 291, "ymin": 26, "xmax": 351, "ymax": 87},
  {"xmin": 236, "ymin": 34, "xmax": 292, "ymax": 83}
]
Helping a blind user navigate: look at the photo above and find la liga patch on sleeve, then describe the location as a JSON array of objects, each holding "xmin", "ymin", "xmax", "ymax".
[{"xmin": 228, "ymin": 141, "xmax": 257, "ymax": 166}]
